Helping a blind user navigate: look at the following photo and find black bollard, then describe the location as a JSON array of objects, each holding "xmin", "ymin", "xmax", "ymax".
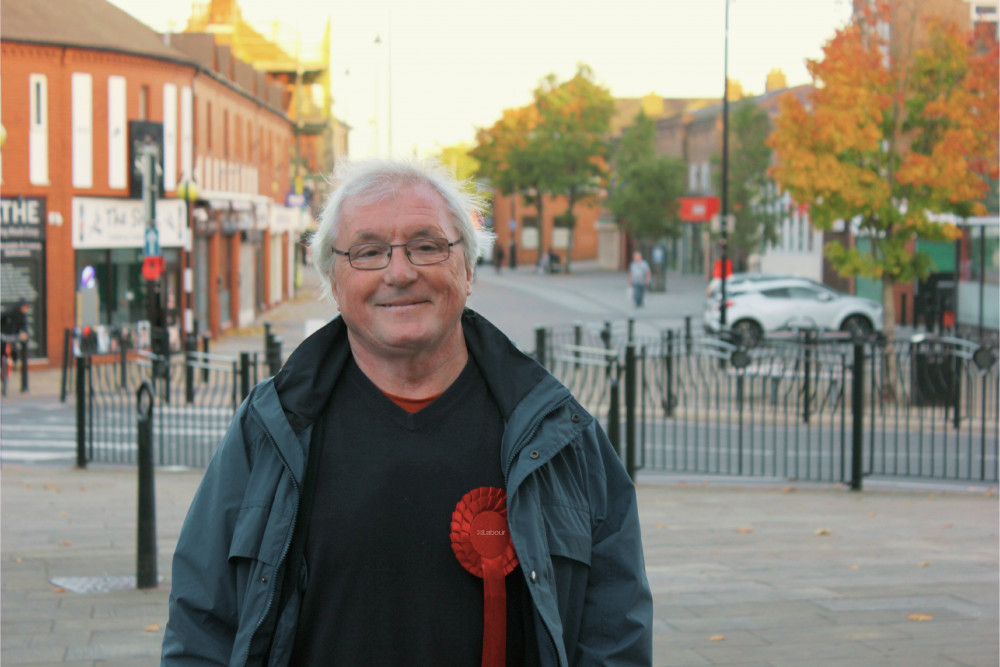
[{"xmin": 136, "ymin": 381, "xmax": 157, "ymax": 589}]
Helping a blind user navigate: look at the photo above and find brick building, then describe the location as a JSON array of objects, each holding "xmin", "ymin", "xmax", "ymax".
[{"xmin": 0, "ymin": 0, "xmax": 308, "ymax": 369}]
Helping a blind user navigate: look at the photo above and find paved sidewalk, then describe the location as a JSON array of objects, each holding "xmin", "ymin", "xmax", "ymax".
[{"xmin": 2, "ymin": 465, "xmax": 996, "ymax": 665}]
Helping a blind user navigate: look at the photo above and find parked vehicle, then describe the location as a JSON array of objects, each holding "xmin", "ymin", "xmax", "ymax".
[{"xmin": 704, "ymin": 274, "xmax": 884, "ymax": 346}]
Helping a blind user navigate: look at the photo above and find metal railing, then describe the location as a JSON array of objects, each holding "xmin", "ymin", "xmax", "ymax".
[{"xmin": 535, "ymin": 323, "xmax": 999, "ymax": 487}]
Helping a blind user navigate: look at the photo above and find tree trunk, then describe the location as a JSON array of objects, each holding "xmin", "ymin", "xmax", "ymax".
[{"xmin": 881, "ymin": 277, "xmax": 898, "ymax": 402}]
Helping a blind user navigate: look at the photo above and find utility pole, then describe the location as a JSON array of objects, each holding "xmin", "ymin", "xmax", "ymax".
[{"xmin": 720, "ymin": 0, "xmax": 731, "ymax": 328}]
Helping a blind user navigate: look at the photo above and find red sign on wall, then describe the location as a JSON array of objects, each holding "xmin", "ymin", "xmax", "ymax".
[{"xmin": 679, "ymin": 196, "xmax": 720, "ymax": 222}]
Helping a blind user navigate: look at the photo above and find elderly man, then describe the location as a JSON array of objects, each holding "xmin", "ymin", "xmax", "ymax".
[{"xmin": 162, "ymin": 158, "xmax": 652, "ymax": 666}]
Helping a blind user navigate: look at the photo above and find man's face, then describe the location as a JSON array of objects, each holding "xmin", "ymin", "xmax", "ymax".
[{"xmin": 331, "ymin": 184, "xmax": 472, "ymax": 360}]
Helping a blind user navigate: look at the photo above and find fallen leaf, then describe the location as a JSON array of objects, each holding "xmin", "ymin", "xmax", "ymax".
[
  {"xmin": 51, "ymin": 587, "xmax": 67, "ymax": 594},
  {"xmin": 941, "ymin": 524, "xmax": 953, "ymax": 530},
  {"xmin": 849, "ymin": 564, "xmax": 860, "ymax": 570},
  {"xmin": 655, "ymin": 523, "xmax": 667, "ymax": 530},
  {"xmin": 709, "ymin": 635, "xmax": 726, "ymax": 642},
  {"xmin": 144, "ymin": 624, "xmax": 161, "ymax": 632},
  {"xmin": 735, "ymin": 527, "xmax": 754, "ymax": 534},
  {"xmin": 814, "ymin": 528, "xmax": 832, "ymax": 536},
  {"xmin": 59, "ymin": 511, "xmax": 69, "ymax": 517},
  {"xmin": 918, "ymin": 561, "xmax": 932, "ymax": 568},
  {"xmin": 868, "ymin": 512, "xmax": 877, "ymax": 518},
  {"xmin": 782, "ymin": 486, "xmax": 797, "ymax": 493},
  {"xmin": 58, "ymin": 540, "xmax": 73, "ymax": 547},
  {"xmin": 907, "ymin": 613, "xmax": 933, "ymax": 622}
]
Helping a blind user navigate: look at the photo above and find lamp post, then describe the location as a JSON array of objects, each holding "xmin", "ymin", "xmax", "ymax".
[
  {"xmin": 176, "ymin": 178, "xmax": 198, "ymax": 336},
  {"xmin": 720, "ymin": 0, "xmax": 731, "ymax": 329}
]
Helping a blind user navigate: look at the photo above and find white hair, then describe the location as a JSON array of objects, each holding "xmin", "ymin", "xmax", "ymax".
[{"xmin": 309, "ymin": 157, "xmax": 494, "ymax": 300}]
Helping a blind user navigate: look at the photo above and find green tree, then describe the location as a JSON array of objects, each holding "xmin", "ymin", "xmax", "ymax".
[
  {"xmin": 531, "ymin": 64, "xmax": 615, "ymax": 273},
  {"xmin": 725, "ymin": 100, "xmax": 781, "ymax": 268},
  {"xmin": 607, "ymin": 110, "xmax": 686, "ymax": 243}
]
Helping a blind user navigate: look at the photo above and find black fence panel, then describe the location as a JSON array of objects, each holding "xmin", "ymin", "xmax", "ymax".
[{"xmin": 539, "ymin": 325, "xmax": 998, "ymax": 485}]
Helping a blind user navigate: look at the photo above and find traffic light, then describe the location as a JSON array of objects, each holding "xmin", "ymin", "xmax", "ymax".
[{"xmin": 80, "ymin": 326, "xmax": 98, "ymax": 356}]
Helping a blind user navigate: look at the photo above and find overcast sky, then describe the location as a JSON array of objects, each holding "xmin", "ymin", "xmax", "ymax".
[{"xmin": 110, "ymin": 0, "xmax": 853, "ymax": 159}]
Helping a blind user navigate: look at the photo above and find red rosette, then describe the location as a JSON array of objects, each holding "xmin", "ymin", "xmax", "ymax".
[{"xmin": 451, "ymin": 487, "xmax": 518, "ymax": 667}]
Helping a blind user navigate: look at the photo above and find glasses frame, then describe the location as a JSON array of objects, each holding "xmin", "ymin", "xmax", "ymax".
[{"xmin": 332, "ymin": 237, "xmax": 463, "ymax": 271}]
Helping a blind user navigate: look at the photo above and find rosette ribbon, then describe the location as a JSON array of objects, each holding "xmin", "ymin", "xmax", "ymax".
[{"xmin": 451, "ymin": 487, "xmax": 519, "ymax": 667}]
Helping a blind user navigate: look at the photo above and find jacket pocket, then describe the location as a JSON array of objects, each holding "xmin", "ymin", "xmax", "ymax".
[
  {"xmin": 228, "ymin": 505, "xmax": 289, "ymax": 566},
  {"xmin": 541, "ymin": 503, "xmax": 592, "ymax": 566}
]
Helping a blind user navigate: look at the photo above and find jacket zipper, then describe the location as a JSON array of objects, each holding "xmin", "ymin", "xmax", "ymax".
[
  {"xmin": 239, "ymin": 409, "xmax": 301, "ymax": 667},
  {"xmin": 505, "ymin": 395, "xmax": 574, "ymax": 666}
]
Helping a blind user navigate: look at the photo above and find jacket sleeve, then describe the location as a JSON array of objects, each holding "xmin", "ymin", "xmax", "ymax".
[
  {"xmin": 576, "ymin": 423, "xmax": 653, "ymax": 666},
  {"xmin": 161, "ymin": 401, "xmax": 255, "ymax": 666}
]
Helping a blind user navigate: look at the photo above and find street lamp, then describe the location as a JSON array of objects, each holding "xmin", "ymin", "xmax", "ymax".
[
  {"xmin": 720, "ymin": 0, "xmax": 731, "ymax": 329},
  {"xmin": 176, "ymin": 177, "xmax": 198, "ymax": 335}
]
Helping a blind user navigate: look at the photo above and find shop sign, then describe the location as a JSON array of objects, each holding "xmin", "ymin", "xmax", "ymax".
[
  {"xmin": 72, "ymin": 197, "xmax": 186, "ymax": 249},
  {"xmin": 1, "ymin": 196, "xmax": 47, "ymax": 241}
]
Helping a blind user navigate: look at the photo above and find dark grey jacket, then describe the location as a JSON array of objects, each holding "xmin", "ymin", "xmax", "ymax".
[{"xmin": 162, "ymin": 310, "xmax": 652, "ymax": 666}]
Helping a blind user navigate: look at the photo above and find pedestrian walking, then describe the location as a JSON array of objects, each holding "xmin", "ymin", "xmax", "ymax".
[
  {"xmin": 492, "ymin": 242, "xmax": 504, "ymax": 274},
  {"xmin": 161, "ymin": 157, "xmax": 652, "ymax": 666},
  {"xmin": 628, "ymin": 251, "xmax": 651, "ymax": 307}
]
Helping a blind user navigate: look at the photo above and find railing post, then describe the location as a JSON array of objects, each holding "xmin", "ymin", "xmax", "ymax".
[
  {"xmin": 684, "ymin": 316, "xmax": 692, "ymax": 356},
  {"xmin": 624, "ymin": 343, "xmax": 638, "ymax": 481},
  {"xmin": 534, "ymin": 327, "xmax": 547, "ymax": 368},
  {"xmin": 61, "ymin": 328, "xmax": 72, "ymax": 403},
  {"xmin": 135, "ymin": 381, "xmax": 157, "ymax": 589},
  {"xmin": 240, "ymin": 351, "xmax": 251, "ymax": 402},
  {"xmin": 665, "ymin": 329, "xmax": 675, "ymax": 417},
  {"xmin": 607, "ymin": 374, "xmax": 621, "ymax": 458},
  {"xmin": 18, "ymin": 338, "xmax": 29, "ymax": 393},
  {"xmin": 184, "ymin": 335, "xmax": 197, "ymax": 405},
  {"xmin": 850, "ymin": 339, "xmax": 865, "ymax": 491},
  {"xmin": 627, "ymin": 318, "xmax": 635, "ymax": 343},
  {"xmin": 952, "ymin": 349, "xmax": 961, "ymax": 430},
  {"xmin": 802, "ymin": 329, "xmax": 813, "ymax": 424},
  {"xmin": 75, "ymin": 354, "xmax": 87, "ymax": 469},
  {"xmin": 573, "ymin": 322, "xmax": 582, "ymax": 370},
  {"xmin": 119, "ymin": 328, "xmax": 129, "ymax": 389},
  {"xmin": 201, "ymin": 334, "xmax": 211, "ymax": 382}
]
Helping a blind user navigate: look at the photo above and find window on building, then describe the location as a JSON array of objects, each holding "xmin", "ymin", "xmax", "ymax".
[
  {"xmin": 139, "ymin": 85, "xmax": 149, "ymax": 120},
  {"xmin": 700, "ymin": 162, "xmax": 712, "ymax": 194},
  {"xmin": 223, "ymin": 109, "xmax": 230, "ymax": 157},
  {"xmin": 688, "ymin": 163, "xmax": 698, "ymax": 191},
  {"xmin": 206, "ymin": 101, "xmax": 213, "ymax": 150},
  {"xmin": 29, "ymin": 74, "xmax": 49, "ymax": 185}
]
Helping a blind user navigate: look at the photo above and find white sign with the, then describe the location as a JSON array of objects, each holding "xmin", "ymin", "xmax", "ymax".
[{"xmin": 72, "ymin": 197, "xmax": 186, "ymax": 249}]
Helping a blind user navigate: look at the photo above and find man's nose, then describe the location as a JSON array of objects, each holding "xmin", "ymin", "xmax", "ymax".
[{"xmin": 383, "ymin": 246, "xmax": 417, "ymax": 282}]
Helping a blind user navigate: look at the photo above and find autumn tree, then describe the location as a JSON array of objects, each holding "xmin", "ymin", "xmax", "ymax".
[
  {"xmin": 531, "ymin": 64, "xmax": 615, "ymax": 272},
  {"xmin": 607, "ymin": 110, "xmax": 686, "ymax": 244},
  {"xmin": 769, "ymin": 1, "xmax": 999, "ymax": 345},
  {"xmin": 473, "ymin": 64, "xmax": 613, "ymax": 273},
  {"xmin": 722, "ymin": 100, "xmax": 782, "ymax": 268}
]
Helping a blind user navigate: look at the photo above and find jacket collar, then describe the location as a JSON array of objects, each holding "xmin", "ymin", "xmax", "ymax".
[{"xmin": 271, "ymin": 309, "xmax": 552, "ymax": 432}]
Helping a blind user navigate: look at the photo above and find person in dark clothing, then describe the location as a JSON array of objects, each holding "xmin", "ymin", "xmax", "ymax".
[
  {"xmin": 0, "ymin": 300, "xmax": 29, "ymax": 362},
  {"xmin": 162, "ymin": 158, "xmax": 652, "ymax": 666}
]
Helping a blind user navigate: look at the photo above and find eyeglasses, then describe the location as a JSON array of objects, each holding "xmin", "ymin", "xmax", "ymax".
[{"xmin": 332, "ymin": 237, "xmax": 463, "ymax": 270}]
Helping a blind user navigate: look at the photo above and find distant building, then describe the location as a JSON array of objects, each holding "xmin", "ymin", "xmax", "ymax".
[{"xmin": 0, "ymin": 0, "xmax": 309, "ymax": 368}]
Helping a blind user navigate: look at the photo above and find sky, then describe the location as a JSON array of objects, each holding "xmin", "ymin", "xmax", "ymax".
[{"xmin": 109, "ymin": 0, "xmax": 854, "ymax": 159}]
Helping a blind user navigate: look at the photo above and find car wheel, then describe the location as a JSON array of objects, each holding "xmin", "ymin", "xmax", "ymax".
[
  {"xmin": 840, "ymin": 315, "xmax": 872, "ymax": 339},
  {"xmin": 731, "ymin": 320, "xmax": 763, "ymax": 347}
]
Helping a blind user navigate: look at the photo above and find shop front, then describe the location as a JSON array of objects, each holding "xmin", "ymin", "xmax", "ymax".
[
  {"xmin": 71, "ymin": 196, "xmax": 188, "ymax": 335},
  {"xmin": 0, "ymin": 196, "xmax": 47, "ymax": 359}
]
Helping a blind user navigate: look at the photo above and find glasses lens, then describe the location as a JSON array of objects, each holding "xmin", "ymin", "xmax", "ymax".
[
  {"xmin": 348, "ymin": 243, "xmax": 390, "ymax": 269},
  {"xmin": 406, "ymin": 238, "xmax": 450, "ymax": 265}
]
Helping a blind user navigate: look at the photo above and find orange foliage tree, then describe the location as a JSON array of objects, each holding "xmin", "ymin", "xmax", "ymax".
[{"xmin": 768, "ymin": 1, "xmax": 999, "ymax": 342}]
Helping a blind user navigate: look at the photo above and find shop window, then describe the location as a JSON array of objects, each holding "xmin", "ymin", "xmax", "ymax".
[{"xmin": 29, "ymin": 74, "xmax": 49, "ymax": 185}]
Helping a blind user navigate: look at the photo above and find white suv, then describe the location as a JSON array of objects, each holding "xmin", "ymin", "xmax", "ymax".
[{"xmin": 704, "ymin": 274, "xmax": 884, "ymax": 346}]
